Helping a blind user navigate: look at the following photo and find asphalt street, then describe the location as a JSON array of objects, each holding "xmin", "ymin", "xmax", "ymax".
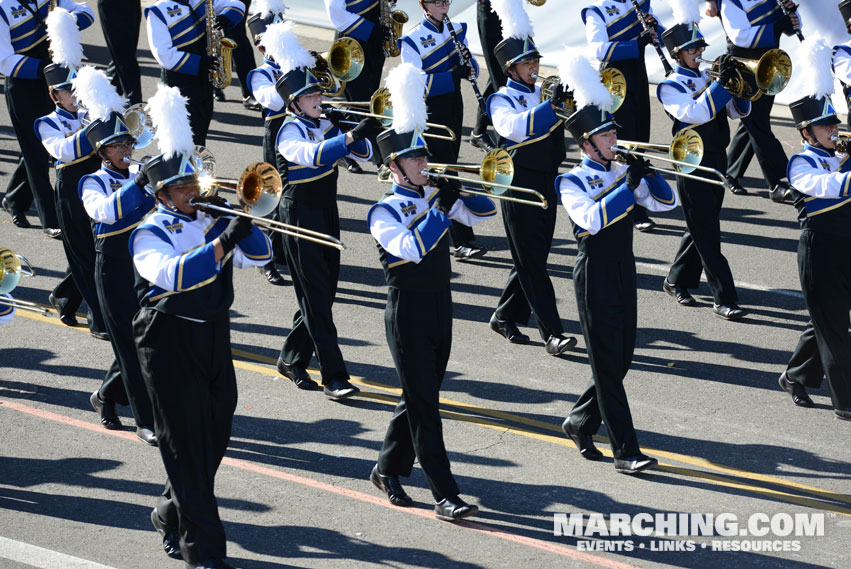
[{"xmin": 0, "ymin": 6, "xmax": 849, "ymax": 569}]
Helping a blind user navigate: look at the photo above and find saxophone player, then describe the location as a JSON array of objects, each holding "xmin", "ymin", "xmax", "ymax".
[{"xmin": 145, "ymin": 0, "xmax": 246, "ymax": 145}]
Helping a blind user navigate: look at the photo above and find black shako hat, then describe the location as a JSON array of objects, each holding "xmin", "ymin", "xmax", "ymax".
[
  {"xmin": 565, "ymin": 105, "xmax": 619, "ymax": 142},
  {"xmin": 661, "ymin": 22, "xmax": 708, "ymax": 58},
  {"xmin": 790, "ymin": 95, "xmax": 841, "ymax": 130}
]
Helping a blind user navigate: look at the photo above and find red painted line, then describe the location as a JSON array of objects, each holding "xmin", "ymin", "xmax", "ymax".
[{"xmin": 0, "ymin": 399, "xmax": 644, "ymax": 569}]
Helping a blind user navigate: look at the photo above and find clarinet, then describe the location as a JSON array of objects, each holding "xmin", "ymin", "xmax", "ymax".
[
  {"xmin": 775, "ymin": 0, "xmax": 804, "ymax": 42},
  {"xmin": 629, "ymin": 0, "xmax": 673, "ymax": 77},
  {"xmin": 442, "ymin": 15, "xmax": 487, "ymax": 118}
]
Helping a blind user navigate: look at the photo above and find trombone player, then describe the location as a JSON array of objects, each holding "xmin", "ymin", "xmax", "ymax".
[
  {"xmin": 273, "ymin": 24, "xmax": 381, "ymax": 398},
  {"xmin": 657, "ymin": 2, "xmax": 750, "ymax": 320},
  {"xmin": 486, "ymin": 0, "xmax": 577, "ymax": 355}
]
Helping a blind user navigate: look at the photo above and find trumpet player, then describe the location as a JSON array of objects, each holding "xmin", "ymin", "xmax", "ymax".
[
  {"xmin": 145, "ymin": 0, "xmax": 246, "ymax": 145},
  {"xmin": 273, "ymin": 25, "xmax": 380, "ymax": 398},
  {"xmin": 709, "ymin": 0, "xmax": 801, "ymax": 201},
  {"xmin": 832, "ymin": 1, "xmax": 851, "ymax": 131},
  {"xmin": 778, "ymin": 47, "xmax": 851, "ymax": 422},
  {"xmin": 657, "ymin": 3, "xmax": 750, "ymax": 321},
  {"xmin": 557, "ymin": 58, "xmax": 678, "ymax": 474},
  {"xmin": 486, "ymin": 0, "xmax": 577, "ymax": 355},
  {"xmin": 368, "ymin": 63, "xmax": 494, "ymax": 520},
  {"xmin": 131, "ymin": 84, "xmax": 272, "ymax": 568},
  {"xmin": 77, "ymin": 66, "xmax": 158, "ymax": 447}
]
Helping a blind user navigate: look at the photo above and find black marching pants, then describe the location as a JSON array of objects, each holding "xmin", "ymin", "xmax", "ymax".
[
  {"xmin": 50, "ymin": 267, "xmax": 84, "ymax": 319},
  {"xmin": 794, "ymin": 230, "xmax": 851, "ymax": 410},
  {"xmin": 378, "ymin": 287, "xmax": 460, "ymax": 501},
  {"xmin": 227, "ymin": 0, "xmax": 256, "ymax": 99},
  {"xmin": 474, "ymin": 2, "xmax": 505, "ymax": 133},
  {"xmin": 263, "ymin": 116, "xmax": 286, "ymax": 265},
  {"xmin": 4, "ymin": 73, "xmax": 58, "ymax": 228},
  {"xmin": 568, "ymin": 229, "xmax": 641, "ymax": 460},
  {"xmin": 134, "ymin": 309, "xmax": 237, "ymax": 564},
  {"xmin": 98, "ymin": 0, "xmax": 143, "ymax": 104},
  {"xmin": 495, "ymin": 168, "xmax": 563, "ymax": 340},
  {"xmin": 3, "ymin": 156, "xmax": 32, "ymax": 215},
  {"xmin": 163, "ymin": 71, "xmax": 213, "ymax": 146},
  {"xmin": 667, "ymin": 152, "xmax": 738, "ymax": 306},
  {"xmin": 278, "ymin": 197, "xmax": 348, "ymax": 383},
  {"xmin": 726, "ymin": 93, "xmax": 788, "ymax": 189},
  {"xmin": 95, "ymin": 238, "xmax": 154, "ymax": 427},
  {"xmin": 784, "ymin": 321, "xmax": 825, "ymax": 390}
]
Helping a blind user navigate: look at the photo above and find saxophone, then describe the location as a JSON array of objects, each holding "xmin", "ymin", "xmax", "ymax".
[
  {"xmin": 207, "ymin": 0, "xmax": 237, "ymax": 89},
  {"xmin": 380, "ymin": 0, "xmax": 408, "ymax": 58}
]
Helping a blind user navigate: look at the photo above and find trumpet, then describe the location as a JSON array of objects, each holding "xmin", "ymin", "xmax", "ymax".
[
  {"xmin": 320, "ymin": 89, "xmax": 457, "ymax": 141},
  {"xmin": 534, "ymin": 68, "xmax": 626, "ymax": 118},
  {"xmin": 614, "ymin": 130, "xmax": 729, "ymax": 189},
  {"xmin": 831, "ymin": 132, "xmax": 851, "ymax": 153},
  {"xmin": 378, "ymin": 149, "xmax": 549, "ymax": 209},
  {"xmin": 122, "ymin": 155, "xmax": 154, "ymax": 167},
  {"xmin": 312, "ymin": 37, "xmax": 365, "ymax": 98},
  {"xmin": 0, "ymin": 248, "xmax": 35, "ymax": 294},
  {"xmin": 193, "ymin": 162, "xmax": 346, "ymax": 250},
  {"xmin": 0, "ymin": 296, "xmax": 52, "ymax": 317},
  {"xmin": 697, "ymin": 49, "xmax": 791, "ymax": 102}
]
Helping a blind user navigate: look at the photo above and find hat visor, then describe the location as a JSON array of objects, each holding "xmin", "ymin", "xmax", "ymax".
[
  {"xmin": 291, "ymin": 83, "xmax": 322, "ymax": 102},
  {"xmin": 99, "ymin": 133, "xmax": 136, "ymax": 149},
  {"xmin": 384, "ymin": 145, "xmax": 431, "ymax": 164},
  {"xmin": 800, "ymin": 114, "xmax": 841, "ymax": 129},
  {"xmin": 677, "ymin": 38, "xmax": 708, "ymax": 52},
  {"xmin": 155, "ymin": 173, "xmax": 198, "ymax": 191}
]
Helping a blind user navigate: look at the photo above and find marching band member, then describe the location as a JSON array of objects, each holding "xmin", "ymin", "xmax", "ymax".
[
  {"xmin": 832, "ymin": 0, "xmax": 851, "ymax": 131},
  {"xmin": 779, "ymin": 40, "xmax": 851, "ymax": 422},
  {"xmin": 658, "ymin": 1, "xmax": 750, "ymax": 321},
  {"xmin": 368, "ymin": 63, "xmax": 494, "ymax": 519},
  {"xmin": 37, "ymin": 9, "xmax": 111, "ymax": 339},
  {"xmin": 273, "ymin": 23, "xmax": 379, "ymax": 398},
  {"xmin": 75, "ymin": 66, "xmax": 158, "ymax": 446},
  {"xmin": 145, "ymin": 0, "xmax": 246, "ymax": 145},
  {"xmin": 0, "ymin": 0, "xmax": 92, "ymax": 237},
  {"xmin": 246, "ymin": 3, "xmax": 289, "ymax": 286},
  {"xmin": 557, "ymin": 52, "xmax": 678, "ymax": 474},
  {"xmin": 582, "ymin": 0, "xmax": 663, "ymax": 232},
  {"xmin": 324, "ymin": 0, "xmax": 387, "ymax": 172},
  {"xmin": 486, "ymin": 0, "xmax": 577, "ymax": 355},
  {"xmin": 710, "ymin": 0, "xmax": 801, "ymax": 201},
  {"xmin": 399, "ymin": 0, "xmax": 486, "ymax": 260},
  {"xmin": 131, "ymin": 83, "xmax": 272, "ymax": 567}
]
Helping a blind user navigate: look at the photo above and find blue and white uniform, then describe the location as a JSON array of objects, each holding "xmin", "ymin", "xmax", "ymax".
[
  {"xmin": 718, "ymin": 0, "xmax": 801, "ymax": 52},
  {"xmin": 325, "ymin": 0, "xmax": 379, "ymax": 44},
  {"xmin": 247, "ymin": 57, "xmax": 285, "ymax": 167},
  {"xmin": 833, "ymin": 39, "xmax": 851, "ymax": 129},
  {"xmin": 34, "ymin": 106, "xmax": 93, "ymax": 168}
]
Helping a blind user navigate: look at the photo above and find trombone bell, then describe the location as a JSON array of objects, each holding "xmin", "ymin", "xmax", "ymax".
[{"xmin": 0, "ymin": 248, "xmax": 35, "ymax": 295}]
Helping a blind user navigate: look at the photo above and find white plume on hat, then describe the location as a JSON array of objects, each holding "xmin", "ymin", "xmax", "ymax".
[
  {"xmin": 557, "ymin": 47, "xmax": 612, "ymax": 111},
  {"xmin": 252, "ymin": 0, "xmax": 287, "ymax": 18},
  {"xmin": 72, "ymin": 66, "xmax": 127, "ymax": 122},
  {"xmin": 262, "ymin": 21, "xmax": 314, "ymax": 74},
  {"xmin": 46, "ymin": 7, "xmax": 84, "ymax": 69},
  {"xmin": 385, "ymin": 63, "xmax": 427, "ymax": 134},
  {"xmin": 670, "ymin": 0, "xmax": 702, "ymax": 26},
  {"xmin": 491, "ymin": 0, "xmax": 534, "ymax": 41},
  {"xmin": 796, "ymin": 36, "xmax": 835, "ymax": 99},
  {"xmin": 146, "ymin": 84, "xmax": 194, "ymax": 160}
]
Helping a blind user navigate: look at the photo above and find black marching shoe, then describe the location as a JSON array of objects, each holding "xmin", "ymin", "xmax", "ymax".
[
  {"xmin": 634, "ymin": 219, "xmax": 656, "ymax": 232},
  {"xmin": 150, "ymin": 508, "xmax": 182, "ymax": 560},
  {"xmin": 613, "ymin": 454, "xmax": 658, "ymax": 475},
  {"xmin": 712, "ymin": 303, "xmax": 746, "ymax": 321},
  {"xmin": 489, "ymin": 313, "xmax": 530, "ymax": 344},
  {"xmin": 213, "ymin": 88, "xmax": 225, "ymax": 102},
  {"xmin": 90, "ymin": 329, "xmax": 110, "ymax": 341},
  {"xmin": 136, "ymin": 426, "xmax": 158, "ymax": 446},
  {"xmin": 769, "ymin": 181, "xmax": 792, "ymax": 203},
  {"xmin": 90, "ymin": 390, "xmax": 122, "ymax": 430},
  {"xmin": 725, "ymin": 176, "xmax": 748, "ymax": 195},
  {"xmin": 777, "ymin": 372, "xmax": 814, "ymax": 408},
  {"xmin": 453, "ymin": 242, "xmax": 487, "ymax": 261},
  {"xmin": 561, "ymin": 419, "xmax": 604, "ymax": 461},
  {"xmin": 258, "ymin": 262, "xmax": 286, "ymax": 286},
  {"xmin": 662, "ymin": 279, "xmax": 697, "ymax": 307},
  {"xmin": 3, "ymin": 197, "xmax": 30, "ymax": 227},
  {"xmin": 434, "ymin": 495, "xmax": 478, "ymax": 521},
  {"xmin": 545, "ymin": 334, "xmax": 577, "ymax": 356},
  {"xmin": 470, "ymin": 131, "xmax": 496, "ymax": 152},
  {"xmin": 276, "ymin": 358, "xmax": 320, "ymax": 390},
  {"xmin": 343, "ymin": 157, "xmax": 363, "ymax": 174},
  {"xmin": 43, "ymin": 227, "xmax": 62, "ymax": 239},
  {"xmin": 324, "ymin": 378, "xmax": 360, "ymax": 401},
  {"xmin": 370, "ymin": 464, "xmax": 413, "ymax": 507},
  {"xmin": 242, "ymin": 95, "xmax": 262, "ymax": 111},
  {"xmin": 835, "ymin": 409, "xmax": 851, "ymax": 421},
  {"xmin": 48, "ymin": 293, "xmax": 78, "ymax": 327},
  {"xmin": 185, "ymin": 559, "xmax": 236, "ymax": 569}
]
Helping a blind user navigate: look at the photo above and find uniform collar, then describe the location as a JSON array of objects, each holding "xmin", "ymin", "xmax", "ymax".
[
  {"xmin": 506, "ymin": 78, "xmax": 535, "ymax": 94},
  {"xmin": 582, "ymin": 155, "xmax": 610, "ymax": 172},
  {"xmin": 157, "ymin": 203, "xmax": 197, "ymax": 222},
  {"xmin": 675, "ymin": 65, "xmax": 701, "ymax": 78},
  {"xmin": 421, "ymin": 15, "xmax": 443, "ymax": 34},
  {"xmin": 804, "ymin": 143, "xmax": 834, "ymax": 158},
  {"xmin": 393, "ymin": 181, "xmax": 425, "ymax": 199},
  {"xmin": 55, "ymin": 106, "xmax": 78, "ymax": 120},
  {"xmin": 103, "ymin": 163, "xmax": 129, "ymax": 178},
  {"xmin": 265, "ymin": 58, "xmax": 279, "ymax": 70},
  {"xmin": 290, "ymin": 111, "xmax": 320, "ymax": 129}
]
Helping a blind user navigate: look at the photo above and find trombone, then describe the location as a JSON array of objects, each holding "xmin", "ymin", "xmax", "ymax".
[
  {"xmin": 533, "ymin": 68, "xmax": 626, "ymax": 119},
  {"xmin": 0, "ymin": 296, "xmax": 52, "ymax": 317},
  {"xmin": 192, "ymin": 162, "xmax": 346, "ymax": 250},
  {"xmin": 378, "ymin": 149, "xmax": 549, "ymax": 209},
  {"xmin": 0, "ymin": 248, "xmax": 35, "ymax": 294},
  {"xmin": 319, "ymin": 88, "xmax": 457, "ymax": 141},
  {"xmin": 614, "ymin": 130, "xmax": 729, "ymax": 189},
  {"xmin": 697, "ymin": 49, "xmax": 791, "ymax": 102},
  {"xmin": 312, "ymin": 37, "xmax": 365, "ymax": 98}
]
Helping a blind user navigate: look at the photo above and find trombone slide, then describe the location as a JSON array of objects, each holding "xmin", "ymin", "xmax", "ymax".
[
  {"xmin": 420, "ymin": 170, "xmax": 549, "ymax": 209},
  {"xmin": 611, "ymin": 145, "xmax": 729, "ymax": 190},
  {"xmin": 0, "ymin": 296, "xmax": 52, "ymax": 317}
]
